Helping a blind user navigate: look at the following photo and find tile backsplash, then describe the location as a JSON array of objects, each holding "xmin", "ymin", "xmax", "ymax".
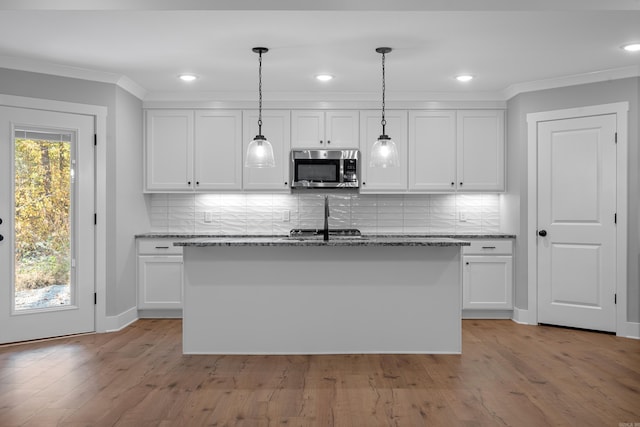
[{"xmin": 150, "ymin": 193, "xmax": 500, "ymax": 235}]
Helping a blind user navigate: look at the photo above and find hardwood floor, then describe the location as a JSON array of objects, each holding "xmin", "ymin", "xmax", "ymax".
[{"xmin": 1, "ymin": 319, "xmax": 638, "ymax": 427}]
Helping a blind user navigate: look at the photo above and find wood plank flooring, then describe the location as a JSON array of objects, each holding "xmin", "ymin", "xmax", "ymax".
[{"xmin": 1, "ymin": 319, "xmax": 639, "ymax": 426}]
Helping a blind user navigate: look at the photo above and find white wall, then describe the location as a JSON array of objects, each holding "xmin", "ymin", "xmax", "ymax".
[
  {"xmin": 0, "ymin": 68, "xmax": 145, "ymax": 318},
  {"xmin": 505, "ymin": 77, "xmax": 640, "ymax": 322}
]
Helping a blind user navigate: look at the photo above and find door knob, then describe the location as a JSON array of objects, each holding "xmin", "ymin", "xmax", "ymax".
[{"xmin": 538, "ymin": 229, "xmax": 547, "ymax": 237}]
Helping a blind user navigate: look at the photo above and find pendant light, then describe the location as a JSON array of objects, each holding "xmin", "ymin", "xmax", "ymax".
[
  {"xmin": 245, "ymin": 47, "xmax": 275, "ymax": 168},
  {"xmin": 369, "ymin": 47, "xmax": 400, "ymax": 168}
]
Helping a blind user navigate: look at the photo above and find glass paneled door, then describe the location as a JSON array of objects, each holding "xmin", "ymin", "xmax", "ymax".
[{"xmin": 0, "ymin": 106, "xmax": 95, "ymax": 344}]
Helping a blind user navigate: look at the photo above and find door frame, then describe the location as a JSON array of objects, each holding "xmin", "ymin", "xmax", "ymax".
[
  {"xmin": 0, "ymin": 94, "xmax": 108, "ymax": 333},
  {"xmin": 526, "ymin": 102, "xmax": 629, "ymax": 336}
]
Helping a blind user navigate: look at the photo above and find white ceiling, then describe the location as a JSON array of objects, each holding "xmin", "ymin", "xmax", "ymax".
[{"xmin": 0, "ymin": 1, "xmax": 639, "ymax": 101}]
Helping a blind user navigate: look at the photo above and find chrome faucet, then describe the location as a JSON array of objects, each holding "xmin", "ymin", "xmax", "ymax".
[{"xmin": 323, "ymin": 195, "xmax": 330, "ymax": 241}]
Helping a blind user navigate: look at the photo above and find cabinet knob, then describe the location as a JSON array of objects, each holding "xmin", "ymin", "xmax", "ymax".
[
  {"xmin": 196, "ymin": 181, "xmax": 200, "ymax": 185},
  {"xmin": 538, "ymin": 229, "xmax": 547, "ymax": 237},
  {"xmin": 465, "ymin": 262, "xmax": 469, "ymax": 265},
  {"xmin": 0, "ymin": 234, "xmax": 3, "ymax": 241},
  {"xmin": 362, "ymin": 182, "xmax": 366, "ymax": 185},
  {"xmin": 327, "ymin": 140, "xmax": 331, "ymax": 144},
  {"xmin": 459, "ymin": 182, "xmax": 463, "ymax": 186},
  {"xmin": 451, "ymin": 182, "xmax": 454, "ymax": 186},
  {"xmin": 284, "ymin": 182, "xmax": 288, "ymax": 186},
  {"xmin": 187, "ymin": 181, "xmax": 191, "ymax": 185},
  {"xmin": 0, "ymin": 217, "xmax": 2, "ymax": 224},
  {"xmin": 320, "ymin": 140, "xmax": 323, "ymax": 145}
]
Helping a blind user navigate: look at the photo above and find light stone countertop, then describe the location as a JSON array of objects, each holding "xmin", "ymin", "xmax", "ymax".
[{"xmin": 172, "ymin": 235, "xmax": 471, "ymax": 247}]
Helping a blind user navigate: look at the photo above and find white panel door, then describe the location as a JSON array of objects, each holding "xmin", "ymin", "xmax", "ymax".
[
  {"xmin": 408, "ymin": 110, "xmax": 457, "ymax": 192},
  {"xmin": 360, "ymin": 110, "xmax": 408, "ymax": 193},
  {"xmin": 325, "ymin": 111, "xmax": 359, "ymax": 148},
  {"xmin": 145, "ymin": 110, "xmax": 194, "ymax": 191},
  {"xmin": 243, "ymin": 110, "xmax": 291, "ymax": 191},
  {"xmin": 0, "ymin": 106, "xmax": 95, "ymax": 344},
  {"xmin": 291, "ymin": 110, "xmax": 324, "ymax": 148},
  {"xmin": 537, "ymin": 114, "xmax": 617, "ymax": 332},
  {"xmin": 457, "ymin": 110, "xmax": 505, "ymax": 191},
  {"xmin": 194, "ymin": 110, "xmax": 242, "ymax": 190}
]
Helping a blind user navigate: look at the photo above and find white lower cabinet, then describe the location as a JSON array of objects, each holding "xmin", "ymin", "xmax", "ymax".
[
  {"xmin": 462, "ymin": 240, "xmax": 513, "ymax": 312},
  {"xmin": 137, "ymin": 239, "xmax": 183, "ymax": 311}
]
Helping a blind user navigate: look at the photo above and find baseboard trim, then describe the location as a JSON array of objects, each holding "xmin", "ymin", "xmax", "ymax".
[
  {"xmin": 103, "ymin": 306, "xmax": 138, "ymax": 332},
  {"xmin": 619, "ymin": 321, "xmax": 640, "ymax": 340},
  {"xmin": 138, "ymin": 309, "xmax": 183, "ymax": 319},
  {"xmin": 463, "ymin": 309, "xmax": 513, "ymax": 319},
  {"xmin": 511, "ymin": 307, "xmax": 531, "ymax": 325}
]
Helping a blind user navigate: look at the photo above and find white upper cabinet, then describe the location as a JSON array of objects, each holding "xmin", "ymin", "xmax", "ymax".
[
  {"xmin": 194, "ymin": 110, "xmax": 243, "ymax": 190},
  {"xmin": 408, "ymin": 110, "xmax": 457, "ymax": 192},
  {"xmin": 242, "ymin": 110, "xmax": 291, "ymax": 191},
  {"xmin": 291, "ymin": 110, "xmax": 359, "ymax": 149},
  {"xmin": 456, "ymin": 110, "xmax": 505, "ymax": 191},
  {"xmin": 359, "ymin": 110, "xmax": 408, "ymax": 193},
  {"xmin": 144, "ymin": 109, "xmax": 242, "ymax": 192},
  {"xmin": 145, "ymin": 110, "xmax": 194, "ymax": 191}
]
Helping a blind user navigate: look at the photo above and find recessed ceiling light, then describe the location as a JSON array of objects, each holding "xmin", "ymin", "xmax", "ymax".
[
  {"xmin": 622, "ymin": 43, "xmax": 640, "ymax": 52},
  {"xmin": 456, "ymin": 74, "xmax": 474, "ymax": 82},
  {"xmin": 178, "ymin": 74, "xmax": 198, "ymax": 82},
  {"xmin": 315, "ymin": 74, "xmax": 334, "ymax": 82}
]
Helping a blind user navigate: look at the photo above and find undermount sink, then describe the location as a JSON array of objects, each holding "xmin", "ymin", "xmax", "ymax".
[{"xmin": 284, "ymin": 228, "xmax": 365, "ymax": 241}]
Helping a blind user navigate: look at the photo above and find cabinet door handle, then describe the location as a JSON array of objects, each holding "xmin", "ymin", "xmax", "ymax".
[
  {"xmin": 451, "ymin": 182, "xmax": 455, "ymax": 186},
  {"xmin": 187, "ymin": 181, "xmax": 191, "ymax": 185},
  {"xmin": 459, "ymin": 182, "xmax": 463, "ymax": 186},
  {"xmin": 320, "ymin": 140, "xmax": 323, "ymax": 144},
  {"xmin": 327, "ymin": 140, "xmax": 331, "ymax": 144},
  {"xmin": 155, "ymin": 246, "xmax": 169, "ymax": 249},
  {"xmin": 481, "ymin": 246, "xmax": 496, "ymax": 249},
  {"xmin": 465, "ymin": 262, "xmax": 469, "ymax": 265}
]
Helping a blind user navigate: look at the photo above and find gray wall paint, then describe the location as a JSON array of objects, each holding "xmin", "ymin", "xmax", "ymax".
[
  {"xmin": 506, "ymin": 77, "xmax": 640, "ymax": 322},
  {"xmin": 114, "ymin": 87, "xmax": 147, "ymax": 315},
  {"xmin": 0, "ymin": 68, "xmax": 145, "ymax": 317}
]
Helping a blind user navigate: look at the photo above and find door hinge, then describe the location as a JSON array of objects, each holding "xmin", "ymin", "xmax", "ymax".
[
  {"xmin": 94, "ymin": 134, "xmax": 97, "ymax": 146},
  {"xmin": 614, "ymin": 293, "xmax": 617, "ymax": 304},
  {"xmin": 614, "ymin": 213, "xmax": 617, "ymax": 224},
  {"xmin": 94, "ymin": 213, "xmax": 97, "ymax": 225},
  {"xmin": 94, "ymin": 292, "xmax": 97, "ymax": 305}
]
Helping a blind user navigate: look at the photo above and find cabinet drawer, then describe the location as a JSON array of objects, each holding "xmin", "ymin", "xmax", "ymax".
[
  {"xmin": 138, "ymin": 239, "xmax": 183, "ymax": 255},
  {"xmin": 462, "ymin": 240, "xmax": 512, "ymax": 255}
]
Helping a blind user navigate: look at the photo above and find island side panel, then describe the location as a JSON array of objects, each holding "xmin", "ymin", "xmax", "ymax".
[{"xmin": 183, "ymin": 245, "xmax": 461, "ymax": 354}]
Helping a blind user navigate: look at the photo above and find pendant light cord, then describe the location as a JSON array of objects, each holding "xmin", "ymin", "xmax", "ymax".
[
  {"xmin": 258, "ymin": 50, "xmax": 263, "ymax": 135},
  {"xmin": 381, "ymin": 50, "xmax": 386, "ymax": 135}
]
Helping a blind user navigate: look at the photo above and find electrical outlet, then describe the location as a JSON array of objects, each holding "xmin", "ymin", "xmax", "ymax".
[
  {"xmin": 282, "ymin": 210, "xmax": 290, "ymax": 222},
  {"xmin": 204, "ymin": 211, "xmax": 212, "ymax": 223},
  {"xmin": 458, "ymin": 212, "xmax": 467, "ymax": 222}
]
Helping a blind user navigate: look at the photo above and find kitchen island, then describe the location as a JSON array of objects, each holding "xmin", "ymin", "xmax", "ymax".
[{"xmin": 175, "ymin": 236, "xmax": 470, "ymax": 355}]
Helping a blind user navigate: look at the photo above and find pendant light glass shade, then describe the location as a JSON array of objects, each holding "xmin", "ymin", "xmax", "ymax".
[
  {"xmin": 245, "ymin": 135, "xmax": 275, "ymax": 168},
  {"xmin": 370, "ymin": 47, "xmax": 399, "ymax": 168},
  {"xmin": 370, "ymin": 135, "xmax": 399, "ymax": 168},
  {"xmin": 245, "ymin": 47, "xmax": 276, "ymax": 168}
]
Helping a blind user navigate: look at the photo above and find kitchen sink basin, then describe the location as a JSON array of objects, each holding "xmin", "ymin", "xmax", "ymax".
[{"xmin": 283, "ymin": 228, "xmax": 366, "ymax": 241}]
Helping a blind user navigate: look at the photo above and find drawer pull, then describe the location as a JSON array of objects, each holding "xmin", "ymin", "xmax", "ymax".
[
  {"xmin": 155, "ymin": 246, "xmax": 170, "ymax": 249},
  {"xmin": 481, "ymin": 246, "xmax": 496, "ymax": 249}
]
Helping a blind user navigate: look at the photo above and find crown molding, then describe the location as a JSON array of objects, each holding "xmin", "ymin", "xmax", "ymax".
[
  {"xmin": 501, "ymin": 65, "xmax": 640, "ymax": 100},
  {"xmin": 0, "ymin": 55, "xmax": 147, "ymax": 100},
  {"xmin": 2, "ymin": 0, "xmax": 639, "ymax": 11}
]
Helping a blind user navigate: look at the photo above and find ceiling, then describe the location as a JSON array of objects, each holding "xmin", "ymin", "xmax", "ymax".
[{"xmin": 0, "ymin": 1, "xmax": 639, "ymax": 101}]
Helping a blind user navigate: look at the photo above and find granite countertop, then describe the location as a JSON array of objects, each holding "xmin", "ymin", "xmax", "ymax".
[
  {"xmin": 173, "ymin": 236, "xmax": 471, "ymax": 247},
  {"xmin": 136, "ymin": 232, "xmax": 516, "ymax": 239}
]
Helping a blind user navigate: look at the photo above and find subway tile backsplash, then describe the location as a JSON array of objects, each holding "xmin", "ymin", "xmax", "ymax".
[{"xmin": 149, "ymin": 193, "xmax": 501, "ymax": 235}]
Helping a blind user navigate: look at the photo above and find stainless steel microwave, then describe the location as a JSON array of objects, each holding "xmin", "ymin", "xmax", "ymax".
[{"xmin": 290, "ymin": 149, "xmax": 359, "ymax": 189}]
